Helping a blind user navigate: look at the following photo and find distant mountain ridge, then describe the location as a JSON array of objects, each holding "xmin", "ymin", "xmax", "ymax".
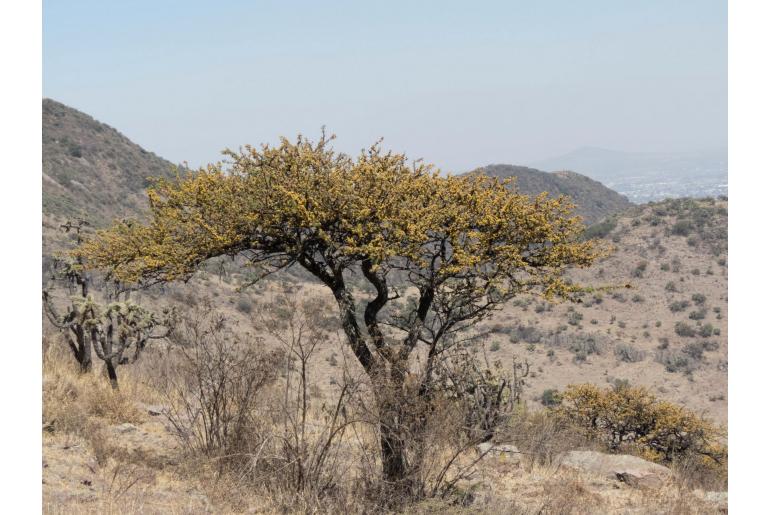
[
  {"xmin": 468, "ymin": 164, "xmax": 632, "ymax": 224},
  {"xmin": 42, "ymin": 98, "xmax": 177, "ymax": 226}
]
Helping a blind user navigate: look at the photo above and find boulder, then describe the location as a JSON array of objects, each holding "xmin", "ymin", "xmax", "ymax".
[{"xmin": 557, "ymin": 450, "xmax": 673, "ymax": 488}]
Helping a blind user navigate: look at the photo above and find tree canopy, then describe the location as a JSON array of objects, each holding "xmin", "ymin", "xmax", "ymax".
[{"xmin": 79, "ymin": 133, "xmax": 602, "ymax": 366}]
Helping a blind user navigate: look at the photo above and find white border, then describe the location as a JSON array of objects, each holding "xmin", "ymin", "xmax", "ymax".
[
  {"xmin": 1, "ymin": 0, "xmax": 765, "ymax": 510},
  {"xmin": 0, "ymin": 0, "xmax": 43, "ymax": 509},
  {"xmin": 728, "ymin": 0, "xmax": 770, "ymax": 510}
]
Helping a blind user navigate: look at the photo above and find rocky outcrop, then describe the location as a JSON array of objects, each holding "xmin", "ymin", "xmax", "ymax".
[{"xmin": 557, "ymin": 450, "xmax": 673, "ymax": 488}]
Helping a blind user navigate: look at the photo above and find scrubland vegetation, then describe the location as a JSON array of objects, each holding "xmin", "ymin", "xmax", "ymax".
[{"xmin": 41, "ymin": 110, "xmax": 728, "ymax": 512}]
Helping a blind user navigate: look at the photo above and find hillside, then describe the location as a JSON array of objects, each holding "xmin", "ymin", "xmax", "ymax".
[
  {"xmin": 42, "ymin": 99, "xmax": 176, "ymax": 227},
  {"xmin": 469, "ymin": 164, "xmax": 633, "ymax": 224},
  {"xmin": 476, "ymin": 197, "xmax": 728, "ymax": 423}
]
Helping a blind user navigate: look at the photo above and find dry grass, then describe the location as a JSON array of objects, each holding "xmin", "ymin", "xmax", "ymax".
[
  {"xmin": 43, "ymin": 342, "xmax": 149, "ymax": 436},
  {"xmin": 41, "ymin": 267, "xmax": 728, "ymax": 514},
  {"xmin": 43, "ymin": 342, "xmax": 728, "ymax": 514}
]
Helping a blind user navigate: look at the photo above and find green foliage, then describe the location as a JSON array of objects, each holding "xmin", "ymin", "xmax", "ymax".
[
  {"xmin": 671, "ymin": 220, "xmax": 693, "ymax": 236},
  {"xmin": 582, "ymin": 216, "xmax": 618, "ymax": 240},
  {"xmin": 567, "ymin": 311, "xmax": 583, "ymax": 326},
  {"xmin": 540, "ymin": 388, "xmax": 562, "ymax": 407},
  {"xmin": 614, "ymin": 343, "xmax": 645, "ymax": 363},
  {"xmin": 675, "ymin": 322, "xmax": 696, "ymax": 337},
  {"xmin": 669, "ymin": 300, "xmax": 690, "ymax": 313},
  {"xmin": 698, "ymin": 323, "xmax": 716, "ymax": 337},
  {"xmin": 656, "ymin": 350, "xmax": 692, "ymax": 374},
  {"xmin": 236, "ymin": 297, "xmax": 254, "ymax": 314}
]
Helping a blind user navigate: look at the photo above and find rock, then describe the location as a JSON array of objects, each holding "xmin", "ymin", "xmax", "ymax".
[
  {"xmin": 476, "ymin": 442, "xmax": 522, "ymax": 464},
  {"xmin": 557, "ymin": 450, "xmax": 673, "ymax": 488},
  {"xmin": 694, "ymin": 490, "xmax": 728, "ymax": 511},
  {"xmin": 114, "ymin": 423, "xmax": 138, "ymax": 434}
]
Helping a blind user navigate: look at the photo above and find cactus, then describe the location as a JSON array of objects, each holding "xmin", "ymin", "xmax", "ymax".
[{"xmin": 43, "ymin": 219, "xmax": 174, "ymax": 385}]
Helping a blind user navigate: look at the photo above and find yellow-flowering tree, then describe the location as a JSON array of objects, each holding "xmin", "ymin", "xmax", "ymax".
[{"xmin": 77, "ymin": 133, "xmax": 602, "ymax": 488}]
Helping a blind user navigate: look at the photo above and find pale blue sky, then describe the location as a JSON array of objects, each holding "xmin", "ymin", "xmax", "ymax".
[{"xmin": 43, "ymin": 0, "xmax": 726, "ymax": 171}]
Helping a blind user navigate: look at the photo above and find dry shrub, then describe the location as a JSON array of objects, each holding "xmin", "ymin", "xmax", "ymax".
[
  {"xmin": 43, "ymin": 339, "xmax": 145, "ymax": 436},
  {"xmin": 162, "ymin": 307, "xmax": 283, "ymax": 461},
  {"xmin": 259, "ymin": 295, "xmax": 369, "ymax": 496},
  {"xmin": 158, "ymin": 295, "xmax": 521, "ymax": 511},
  {"xmin": 346, "ymin": 344, "xmax": 522, "ymax": 505},
  {"xmin": 161, "ymin": 297, "xmax": 376, "ymax": 513},
  {"xmin": 537, "ymin": 477, "xmax": 604, "ymax": 515},
  {"xmin": 503, "ymin": 406, "xmax": 594, "ymax": 468}
]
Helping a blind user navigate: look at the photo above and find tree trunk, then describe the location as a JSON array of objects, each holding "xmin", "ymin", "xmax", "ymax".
[
  {"xmin": 77, "ymin": 337, "xmax": 92, "ymax": 373},
  {"xmin": 380, "ymin": 419, "xmax": 410, "ymax": 491},
  {"xmin": 377, "ymin": 370, "xmax": 413, "ymax": 496},
  {"xmin": 105, "ymin": 360, "xmax": 119, "ymax": 390}
]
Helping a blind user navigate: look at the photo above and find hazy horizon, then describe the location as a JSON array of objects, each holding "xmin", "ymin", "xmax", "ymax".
[{"xmin": 43, "ymin": 0, "xmax": 726, "ymax": 173}]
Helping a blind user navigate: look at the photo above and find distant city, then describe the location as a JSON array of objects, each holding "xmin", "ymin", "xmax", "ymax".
[
  {"xmin": 530, "ymin": 146, "xmax": 728, "ymax": 204},
  {"xmin": 602, "ymin": 170, "xmax": 727, "ymax": 204}
]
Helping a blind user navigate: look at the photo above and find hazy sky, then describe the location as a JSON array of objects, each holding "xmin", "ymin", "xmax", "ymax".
[{"xmin": 43, "ymin": 0, "xmax": 726, "ymax": 172}]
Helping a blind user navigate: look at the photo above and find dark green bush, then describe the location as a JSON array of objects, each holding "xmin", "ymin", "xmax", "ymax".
[
  {"xmin": 540, "ymin": 389, "xmax": 562, "ymax": 407},
  {"xmin": 632, "ymin": 261, "xmax": 648, "ymax": 278},
  {"xmin": 582, "ymin": 217, "xmax": 618, "ymax": 240},
  {"xmin": 615, "ymin": 343, "xmax": 645, "ymax": 363},
  {"xmin": 675, "ymin": 322, "xmax": 696, "ymax": 337},
  {"xmin": 236, "ymin": 297, "xmax": 254, "ymax": 314},
  {"xmin": 669, "ymin": 300, "xmax": 690, "ymax": 313},
  {"xmin": 671, "ymin": 220, "xmax": 693, "ymax": 236}
]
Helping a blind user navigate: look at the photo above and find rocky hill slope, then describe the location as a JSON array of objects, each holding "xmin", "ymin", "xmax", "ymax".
[
  {"xmin": 468, "ymin": 164, "xmax": 633, "ymax": 224},
  {"xmin": 42, "ymin": 99, "xmax": 176, "ymax": 227},
  {"xmin": 477, "ymin": 196, "xmax": 728, "ymax": 423}
]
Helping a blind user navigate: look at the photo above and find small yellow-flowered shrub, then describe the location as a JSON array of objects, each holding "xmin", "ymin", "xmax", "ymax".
[{"xmin": 556, "ymin": 383, "xmax": 726, "ymax": 476}]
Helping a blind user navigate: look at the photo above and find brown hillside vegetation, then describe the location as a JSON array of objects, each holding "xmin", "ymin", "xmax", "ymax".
[
  {"xmin": 477, "ymin": 197, "xmax": 728, "ymax": 424},
  {"xmin": 42, "ymin": 99, "xmax": 177, "ymax": 227}
]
